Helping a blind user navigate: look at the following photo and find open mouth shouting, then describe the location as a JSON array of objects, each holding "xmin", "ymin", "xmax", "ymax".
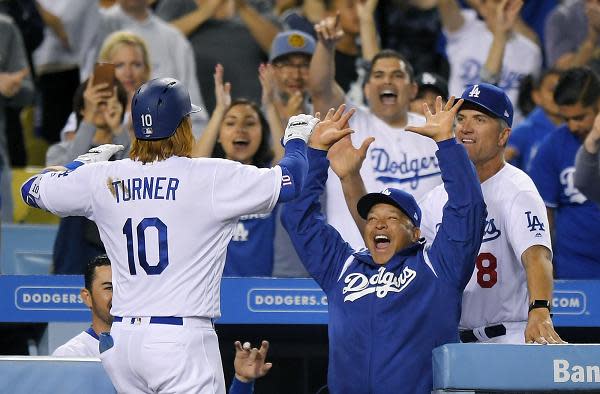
[
  {"xmin": 379, "ymin": 89, "xmax": 398, "ymax": 105},
  {"xmin": 374, "ymin": 234, "xmax": 391, "ymax": 251}
]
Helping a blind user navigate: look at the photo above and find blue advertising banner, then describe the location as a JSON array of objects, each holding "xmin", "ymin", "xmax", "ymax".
[{"xmin": 0, "ymin": 276, "xmax": 597, "ymax": 326}]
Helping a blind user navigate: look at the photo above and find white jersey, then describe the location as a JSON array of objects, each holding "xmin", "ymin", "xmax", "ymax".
[
  {"xmin": 52, "ymin": 330, "xmax": 99, "ymax": 357},
  {"xmin": 444, "ymin": 10, "xmax": 542, "ymax": 125},
  {"xmin": 36, "ymin": 157, "xmax": 282, "ymax": 318},
  {"xmin": 420, "ymin": 164, "xmax": 552, "ymax": 329},
  {"xmin": 326, "ymin": 101, "xmax": 442, "ymax": 248}
]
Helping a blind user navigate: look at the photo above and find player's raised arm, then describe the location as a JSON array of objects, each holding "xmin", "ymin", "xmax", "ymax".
[
  {"xmin": 406, "ymin": 97, "xmax": 487, "ymax": 289},
  {"xmin": 328, "ymin": 134, "xmax": 375, "ymax": 237},
  {"xmin": 20, "ymin": 144, "xmax": 124, "ymax": 215},
  {"xmin": 281, "ymin": 106, "xmax": 356, "ymax": 289}
]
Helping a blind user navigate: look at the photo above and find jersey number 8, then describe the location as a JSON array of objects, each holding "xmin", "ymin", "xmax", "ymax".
[
  {"xmin": 122, "ymin": 217, "xmax": 169, "ymax": 275},
  {"xmin": 476, "ymin": 252, "xmax": 497, "ymax": 288}
]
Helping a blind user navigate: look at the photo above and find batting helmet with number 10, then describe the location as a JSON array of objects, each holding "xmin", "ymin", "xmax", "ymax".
[{"xmin": 132, "ymin": 78, "xmax": 202, "ymax": 140}]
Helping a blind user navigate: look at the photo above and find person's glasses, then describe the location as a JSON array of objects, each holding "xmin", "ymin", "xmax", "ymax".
[{"xmin": 273, "ymin": 61, "xmax": 310, "ymax": 73}]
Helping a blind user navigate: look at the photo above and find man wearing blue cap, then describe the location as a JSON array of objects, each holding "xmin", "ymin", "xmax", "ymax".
[
  {"xmin": 419, "ymin": 83, "xmax": 563, "ymax": 345},
  {"xmin": 282, "ymin": 99, "xmax": 487, "ymax": 394},
  {"xmin": 268, "ymin": 30, "xmax": 316, "ymax": 127},
  {"xmin": 333, "ymin": 83, "xmax": 563, "ymax": 345}
]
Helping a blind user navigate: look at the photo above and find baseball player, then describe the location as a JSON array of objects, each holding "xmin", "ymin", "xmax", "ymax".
[
  {"xmin": 282, "ymin": 99, "xmax": 487, "ymax": 393},
  {"xmin": 419, "ymin": 84, "xmax": 563, "ymax": 344},
  {"xmin": 20, "ymin": 78, "xmax": 343, "ymax": 393},
  {"xmin": 309, "ymin": 15, "xmax": 442, "ymax": 249},
  {"xmin": 53, "ymin": 255, "xmax": 113, "ymax": 357},
  {"xmin": 334, "ymin": 84, "xmax": 564, "ymax": 344}
]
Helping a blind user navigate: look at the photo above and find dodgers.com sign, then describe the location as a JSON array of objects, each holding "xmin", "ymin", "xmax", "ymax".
[{"xmin": 15, "ymin": 286, "xmax": 87, "ymax": 311}]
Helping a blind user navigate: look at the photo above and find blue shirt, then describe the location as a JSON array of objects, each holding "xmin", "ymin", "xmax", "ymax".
[
  {"xmin": 282, "ymin": 141, "xmax": 486, "ymax": 394},
  {"xmin": 508, "ymin": 106, "xmax": 559, "ymax": 173},
  {"xmin": 530, "ymin": 125, "xmax": 600, "ymax": 278},
  {"xmin": 223, "ymin": 206, "xmax": 278, "ymax": 277}
]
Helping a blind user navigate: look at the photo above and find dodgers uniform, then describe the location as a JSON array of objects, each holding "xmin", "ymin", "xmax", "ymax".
[
  {"xmin": 23, "ymin": 144, "xmax": 307, "ymax": 393},
  {"xmin": 52, "ymin": 327, "xmax": 100, "ymax": 357},
  {"xmin": 283, "ymin": 140, "xmax": 486, "ymax": 393},
  {"xmin": 325, "ymin": 101, "xmax": 441, "ymax": 248},
  {"xmin": 420, "ymin": 163, "xmax": 552, "ymax": 343}
]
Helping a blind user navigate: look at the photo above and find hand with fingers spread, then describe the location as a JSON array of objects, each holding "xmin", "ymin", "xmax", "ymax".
[
  {"xmin": 405, "ymin": 96, "xmax": 463, "ymax": 142},
  {"xmin": 328, "ymin": 134, "xmax": 374, "ymax": 181},
  {"xmin": 309, "ymin": 104, "xmax": 355, "ymax": 150},
  {"xmin": 525, "ymin": 309, "xmax": 566, "ymax": 345},
  {"xmin": 259, "ymin": 63, "xmax": 276, "ymax": 108},
  {"xmin": 214, "ymin": 63, "xmax": 232, "ymax": 111},
  {"xmin": 314, "ymin": 13, "xmax": 344, "ymax": 49},
  {"xmin": 233, "ymin": 340, "xmax": 273, "ymax": 383}
]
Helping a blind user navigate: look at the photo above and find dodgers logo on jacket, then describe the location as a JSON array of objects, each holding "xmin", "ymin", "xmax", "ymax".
[{"xmin": 342, "ymin": 266, "xmax": 417, "ymax": 302}]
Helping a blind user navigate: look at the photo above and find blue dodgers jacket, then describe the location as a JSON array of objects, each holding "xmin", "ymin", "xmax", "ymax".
[{"xmin": 282, "ymin": 139, "xmax": 486, "ymax": 394}]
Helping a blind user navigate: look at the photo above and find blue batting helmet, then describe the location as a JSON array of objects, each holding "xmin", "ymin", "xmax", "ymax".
[{"xmin": 132, "ymin": 78, "xmax": 201, "ymax": 140}]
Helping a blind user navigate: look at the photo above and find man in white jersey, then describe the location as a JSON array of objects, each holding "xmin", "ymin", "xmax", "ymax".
[
  {"xmin": 309, "ymin": 15, "xmax": 442, "ymax": 248},
  {"xmin": 332, "ymin": 84, "xmax": 564, "ymax": 344},
  {"xmin": 20, "ymin": 77, "xmax": 348, "ymax": 393},
  {"xmin": 53, "ymin": 255, "xmax": 112, "ymax": 357},
  {"xmin": 418, "ymin": 83, "xmax": 563, "ymax": 344}
]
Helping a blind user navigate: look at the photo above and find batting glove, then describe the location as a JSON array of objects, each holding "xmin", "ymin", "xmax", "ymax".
[
  {"xmin": 283, "ymin": 114, "xmax": 320, "ymax": 145},
  {"xmin": 74, "ymin": 144, "xmax": 125, "ymax": 165}
]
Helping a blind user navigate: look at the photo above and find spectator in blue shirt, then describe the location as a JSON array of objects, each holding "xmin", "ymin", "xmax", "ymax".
[{"xmin": 530, "ymin": 67, "xmax": 600, "ymax": 278}]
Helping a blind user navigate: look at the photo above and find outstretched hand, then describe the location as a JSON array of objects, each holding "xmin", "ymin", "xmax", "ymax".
[
  {"xmin": 74, "ymin": 144, "xmax": 125, "ymax": 164},
  {"xmin": 309, "ymin": 104, "xmax": 355, "ymax": 151},
  {"xmin": 314, "ymin": 13, "xmax": 344, "ymax": 49},
  {"xmin": 214, "ymin": 64, "xmax": 232, "ymax": 110},
  {"xmin": 328, "ymin": 134, "xmax": 374, "ymax": 180},
  {"xmin": 405, "ymin": 96, "xmax": 463, "ymax": 142},
  {"xmin": 234, "ymin": 340, "xmax": 273, "ymax": 383}
]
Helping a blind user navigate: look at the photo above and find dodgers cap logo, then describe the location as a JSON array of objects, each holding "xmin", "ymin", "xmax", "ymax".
[
  {"xmin": 460, "ymin": 83, "xmax": 513, "ymax": 127},
  {"xmin": 357, "ymin": 188, "xmax": 422, "ymax": 227}
]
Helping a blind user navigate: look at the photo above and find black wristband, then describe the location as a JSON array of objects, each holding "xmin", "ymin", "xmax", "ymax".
[{"xmin": 529, "ymin": 299, "xmax": 552, "ymax": 313}]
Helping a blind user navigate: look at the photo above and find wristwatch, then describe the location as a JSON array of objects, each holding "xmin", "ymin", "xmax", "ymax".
[{"xmin": 529, "ymin": 299, "xmax": 552, "ymax": 313}]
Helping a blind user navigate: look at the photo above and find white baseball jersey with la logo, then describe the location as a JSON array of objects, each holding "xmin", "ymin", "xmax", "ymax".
[
  {"xmin": 419, "ymin": 163, "xmax": 552, "ymax": 329},
  {"xmin": 36, "ymin": 156, "xmax": 282, "ymax": 318}
]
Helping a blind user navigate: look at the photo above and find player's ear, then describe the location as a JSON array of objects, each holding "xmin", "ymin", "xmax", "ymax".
[
  {"xmin": 412, "ymin": 227, "xmax": 421, "ymax": 243},
  {"xmin": 81, "ymin": 288, "xmax": 93, "ymax": 309}
]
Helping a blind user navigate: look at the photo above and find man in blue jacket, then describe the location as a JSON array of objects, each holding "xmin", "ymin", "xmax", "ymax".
[{"xmin": 282, "ymin": 98, "xmax": 487, "ymax": 394}]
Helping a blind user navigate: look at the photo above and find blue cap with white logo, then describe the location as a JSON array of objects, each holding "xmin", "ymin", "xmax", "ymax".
[
  {"xmin": 357, "ymin": 188, "xmax": 421, "ymax": 227},
  {"xmin": 460, "ymin": 83, "xmax": 513, "ymax": 127},
  {"xmin": 269, "ymin": 30, "xmax": 316, "ymax": 63}
]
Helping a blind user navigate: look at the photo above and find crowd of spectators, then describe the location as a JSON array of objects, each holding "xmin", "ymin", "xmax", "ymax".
[{"xmin": 1, "ymin": 0, "xmax": 599, "ymax": 279}]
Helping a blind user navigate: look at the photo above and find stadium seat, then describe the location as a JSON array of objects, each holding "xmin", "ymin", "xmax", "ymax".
[{"xmin": 1, "ymin": 224, "xmax": 58, "ymax": 274}]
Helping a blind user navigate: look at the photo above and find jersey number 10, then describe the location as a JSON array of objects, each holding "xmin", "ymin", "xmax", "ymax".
[{"xmin": 122, "ymin": 217, "xmax": 169, "ymax": 275}]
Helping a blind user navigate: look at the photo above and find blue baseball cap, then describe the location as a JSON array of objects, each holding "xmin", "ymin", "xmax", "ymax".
[
  {"xmin": 460, "ymin": 83, "xmax": 513, "ymax": 127},
  {"xmin": 357, "ymin": 188, "xmax": 421, "ymax": 227},
  {"xmin": 269, "ymin": 30, "xmax": 316, "ymax": 63}
]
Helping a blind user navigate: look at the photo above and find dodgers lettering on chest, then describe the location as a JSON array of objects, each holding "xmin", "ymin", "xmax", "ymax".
[
  {"xmin": 342, "ymin": 266, "xmax": 417, "ymax": 302},
  {"xmin": 369, "ymin": 148, "xmax": 440, "ymax": 189},
  {"xmin": 110, "ymin": 177, "xmax": 180, "ymax": 203}
]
